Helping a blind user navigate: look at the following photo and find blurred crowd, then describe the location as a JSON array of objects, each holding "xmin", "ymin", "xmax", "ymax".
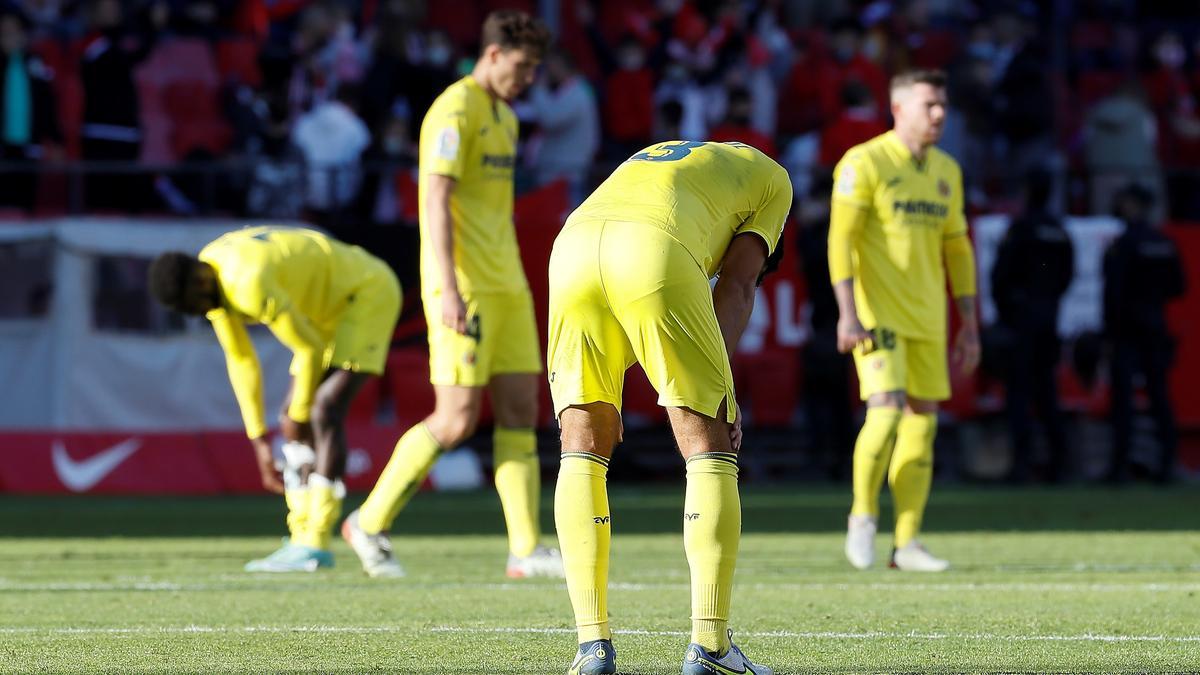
[{"xmin": 0, "ymin": 0, "xmax": 1197, "ymax": 222}]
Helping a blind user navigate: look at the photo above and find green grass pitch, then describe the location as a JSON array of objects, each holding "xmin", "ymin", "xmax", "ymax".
[{"xmin": 2, "ymin": 485, "xmax": 1199, "ymax": 673}]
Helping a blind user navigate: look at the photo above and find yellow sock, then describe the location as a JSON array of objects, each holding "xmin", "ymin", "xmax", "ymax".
[
  {"xmin": 890, "ymin": 412, "xmax": 936, "ymax": 548},
  {"xmin": 284, "ymin": 487, "xmax": 309, "ymax": 541},
  {"xmin": 850, "ymin": 407, "xmax": 902, "ymax": 518},
  {"xmin": 494, "ymin": 427, "xmax": 541, "ymax": 557},
  {"xmin": 555, "ymin": 452, "xmax": 611, "ymax": 643},
  {"xmin": 685, "ymin": 452, "xmax": 740, "ymax": 655},
  {"xmin": 358, "ymin": 423, "xmax": 442, "ymax": 534},
  {"xmin": 295, "ymin": 474, "xmax": 341, "ymax": 550}
]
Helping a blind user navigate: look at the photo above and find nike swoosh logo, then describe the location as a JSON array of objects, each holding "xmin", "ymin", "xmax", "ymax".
[{"xmin": 52, "ymin": 438, "xmax": 141, "ymax": 492}]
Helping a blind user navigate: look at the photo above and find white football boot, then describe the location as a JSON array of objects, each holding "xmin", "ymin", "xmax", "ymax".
[
  {"xmin": 845, "ymin": 514, "xmax": 877, "ymax": 570},
  {"xmin": 341, "ymin": 509, "xmax": 406, "ymax": 578},
  {"xmin": 890, "ymin": 540, "xmax": 950, "ymax": 572},
  {"xmin": 506, "ymin": 544, "xmax": 565, "ymax": 578}
]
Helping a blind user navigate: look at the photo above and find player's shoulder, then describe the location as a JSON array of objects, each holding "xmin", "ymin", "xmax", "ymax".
[
  {"xmin": 426, "ymin": 78, "xmax": 477, "ymax": 120},
  {"xmin": 928, "ymin": 146, "xmax": 963, "ymax": 177},
  {"xmin": 837, "ymin": 132, "xmax": 892, "ymax": 171}
]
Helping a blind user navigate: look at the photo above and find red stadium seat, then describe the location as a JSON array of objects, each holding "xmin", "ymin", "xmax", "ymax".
[{"xmin": 215, "ymin": 38, "xmax": 262, "ymax": 87}]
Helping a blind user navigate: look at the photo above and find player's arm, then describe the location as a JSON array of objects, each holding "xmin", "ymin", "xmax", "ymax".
[
  {"xmin": 425, "ymin": 172, "xmax": 468, "ymax": 334},
  {"xmin": 714, "ymin": 233, "xmax": 771, "ymax": 451},
  {"xmin": 266, "ymin": 306, "xmax": 327, "ymax": 430},
  {"xmin": 944, "ymin": 197, "xmax": 980, "ymax": 374},
  {"xmin": 828, "ymin": 201, "xmax": 872, "ymax": 353},
  {"xmin": 209, "ymin": 310, "xmax": 282, "ymax": 493}
]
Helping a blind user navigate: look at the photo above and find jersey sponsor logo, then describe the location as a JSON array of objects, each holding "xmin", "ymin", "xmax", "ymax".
[
  {"xmin": 436, "ymin": 127, "xmax": 459, "ymax": 160},
  {"xmin": 481, "ymin": 154, "xmax": 515, "ymax": 169},
  {"xmin": 892, "ymin": 199, "xmax": 949, "ymax": 218},
  {"xmin": 52, "ymin": 438, "xmax": 141, "ymax": 492}
]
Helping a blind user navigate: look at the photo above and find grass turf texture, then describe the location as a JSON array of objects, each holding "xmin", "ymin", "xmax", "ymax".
[{"xmin": 2, "ymin": 486, "xmax": 1198, "ymax": 674}]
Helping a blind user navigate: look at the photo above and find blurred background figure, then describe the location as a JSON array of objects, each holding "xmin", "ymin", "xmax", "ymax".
[
  {"xmin": 292, "ymin": 83, "xmax": 370, "ymax": 226},
  {"xmin": 708, "ymin": 86, "xmax": 777, "ymax": 159},
  {"xmin": 796, "ymin": 174, "xmax": 853, "ymax": 481},
  {"xmin": 79, "ymin": 0, "xmax": 164, "ymax": 212},
  {"xmin": 1084, "ymin": 80, "xmax": 1163, "ymax": 222},
  {"xmin": 991, "ymin": 169, "xmax": 1074, "ymax": 484},
  {"xmin": 818, "ymin": 80, "xmax": 886, "ymax": 169},
  {"xmin": 525, "ymin": 47, "xmax": 598, "ymax": 206},
  {"xmin": 1103, "ymin": 184, "xmax": 1186, "ymax": 484},
  {"xmin": 0, "ymin": 9, "xmax": 60, "ymax": 212}
]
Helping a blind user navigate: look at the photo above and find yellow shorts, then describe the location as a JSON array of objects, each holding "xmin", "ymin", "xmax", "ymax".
[
  {"xmin": 424, "ymin": 289, "xmax": 542, "ymax": 387},
  {"xmin": 547, "ymin": 219, "xmax": 736, "ymax": 423},
  {"xmin": 325, "ymin": 262, "xmax": 402, "ymax": 375},
  {"xmin": 852, "ymin": 326, "xmax": 949, "ymax": 401}
]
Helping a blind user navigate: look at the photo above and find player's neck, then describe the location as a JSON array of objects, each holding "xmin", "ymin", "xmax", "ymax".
[
  {"xmin": 470, "ymin": 65, "xmax": 500, "ymax": 101},
  {"xmin": 893, "ymin": 128, "xmax": 930, "ymax": 162}
]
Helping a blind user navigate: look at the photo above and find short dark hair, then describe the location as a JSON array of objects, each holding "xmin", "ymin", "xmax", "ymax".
[
  {"xmin": 148, "ymin": 252, "xmax": 199, "ymax": 312},
  {"xmin": 890, "ymin": 69, "xmax": 947, "ymax": 95},
  {"xmin": 480, "ymin": 10, "xmax": 551, "ymax": 59}
]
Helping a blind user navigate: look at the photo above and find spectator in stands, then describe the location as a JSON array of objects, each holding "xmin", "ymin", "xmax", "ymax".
[
  {"xmin": 708, "ymin": 86, "xmax": 777, "ymax": 158},
  {"xmin": 0, "ymin": 9, "xmax": 60, "ymax": 212},
  {"xmin": 165, "ymin": 0, "xmax": 234, "ymax": 41},
  {"xmin": 654, "ymin": 98, "xmax": 684, "ymax": 143},
  {"xmin": 1103, "ymin": 183, "xmax": 1186, "ymax": 484},
  {"xmin": 80, "ymin": 0, "xmax": 164, "ymax": 212},
  {"xmin": 526, "ymin": 47, "xmax": 598, "ymax": 205},
  {"xmin": 656, "ymin": 60, "xmax": 707, "ymax": 140},
  {"xmin": 991, "ymin": 169, "xmax": 1074, "ymax": 484},
  {"xmin": 796, "ymin": 174, "xmax": 853, "ymax": 481},
  {"xmin": 1083, "ymin": 80, "xmax": 1163, "ymax": 219},
  {"xmin": 818, "ymin": 80, "xmax": 886, "ymax": 168},
  {"xmin": 245, "ymin": 97, "xmax": 304, "ymax": 219},
  {"xmin": 288, "ymin": 1, "xmax": 364, "ymax": 115},
  {"xmin": 826, "ymin": 17, "xmax": 888, "ymax": 121},
  {"xmin": 991, "ymin": 10, "xmax": 1055, "ymax": 192},
  {"xmin": 292, "ymin": 82, "xmax": 370, "ymax": 223}
]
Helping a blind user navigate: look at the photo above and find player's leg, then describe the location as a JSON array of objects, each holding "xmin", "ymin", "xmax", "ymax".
[
  {"xmin": 847, "ymin": 330, "xmax": 906, "ymax": 569},
  {"xmin": 296, "ymin": 368, "xmax": 367, "ymax": 553},
  {"xmin": 547, "ymin": 218, "xmax": 626, "ymax": 673},
  {"xmin": 356, "ymin": 284, "xmax": 484, "ymax": 540},
  {"xmin": 557, "ymin": 403, "xmax": 620, "ymax": 674},
  {"xmin": 887, "ymin": 337, "xmax": 949, "ymax": 572},
  {"xmin": 602, "ymin": 223, "xmax": 765, "ymax": 672},
  {"xmin": 357, "ymin": 384, "xmax": 483, "ymax": 533},
  {"xmin": 488, "ymin": 290, "xmax": 558, "ymax": 574}
]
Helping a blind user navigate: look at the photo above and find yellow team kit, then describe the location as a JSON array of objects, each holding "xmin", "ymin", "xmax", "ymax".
[
  {"xmin": 829, "ymin": 131, "xmax": 976, "ymax": 401},
  {"xmin": 547, "ymin": 141, "xmax": 792, "ymax": 421},
  {"xmin": 417, "ymin": 75, "xmax": 541, "ymax": 385},
  {"xmin": 199, "ymin": 226, "xmax": 401, "ymax": 439}
]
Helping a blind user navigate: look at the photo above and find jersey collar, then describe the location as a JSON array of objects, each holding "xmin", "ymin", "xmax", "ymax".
[{"xmin": 883, "ymin": 130, "xmax": 928, "ymax": 171}]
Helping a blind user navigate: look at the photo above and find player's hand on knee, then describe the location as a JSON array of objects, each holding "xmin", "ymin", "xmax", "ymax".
[
  {"xmin": 251, "ymin": 436, "xmax": 285, "ymax": 494},
  {"xmin": 837, "ymin": 315, "xmax": 871, "ymax": 353},
  {"xmin": 442, "ymin": 291, "xmax": 468, "ymax": 334},
  {"xmin": 730, "ymin": 405, "xmax": 743, "ymax": 453}
]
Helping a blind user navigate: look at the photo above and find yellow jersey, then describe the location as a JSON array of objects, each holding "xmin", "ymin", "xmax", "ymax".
[
  {"xmin": 830, "ymin": 130, "xmax": 968, "ymax": 341},
  {"xmin": 199, "ymin": 226, "xmax": 387, "ymax": 438},
  {"xmin": 567, "ymin": 140, "xmax": 792, "ymax": 278},
  {"xmin": 418, "ymin": 75, "xmax": 527, "ymax": 297}
]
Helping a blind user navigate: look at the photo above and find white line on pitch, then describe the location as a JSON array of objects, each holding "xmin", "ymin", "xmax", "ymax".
[
  {"xmin": 5, "ymin": 580, "xmax": 1200, "ymax": 593},
  {"xmin": 1, "ymin": 625, "xmax": 1197, "ymax": 644}
]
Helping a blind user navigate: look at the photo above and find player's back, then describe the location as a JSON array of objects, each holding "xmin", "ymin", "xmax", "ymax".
[
  {"xmin": 569, "ymin": 140, "xmax": 790, "ymax": 277},
  {"xmin": 200, "ymin": 226, "xmax": 381, "ymax": 326}
]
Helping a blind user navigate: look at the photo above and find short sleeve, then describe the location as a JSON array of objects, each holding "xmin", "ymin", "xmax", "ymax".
[
  {"xmin": 736, "ymin": 167, "xmax": 794, "ymax": 254},
  {"xmin": 420, "ymin": 93, "xmax": 471, "ymax": 180},
  {"xmin": 831, "ymin": 149, "xmax": 876, "ymax": 208}
]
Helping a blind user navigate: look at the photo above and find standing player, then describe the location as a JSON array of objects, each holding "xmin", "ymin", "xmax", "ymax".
[
  {"xmin": 549, "ymin": 140, "xmax": 791, "ymax": 675},
  {"xmin": 342, "ymin": 10, "xmax": 562, "ymax": 579},
  {"xmin": 148, "ymin": 227, "xmax": 401, "ymax": 572},
  {"xmin": 829, "ymin": 69, "xmax": 980, "ymax": 572}
]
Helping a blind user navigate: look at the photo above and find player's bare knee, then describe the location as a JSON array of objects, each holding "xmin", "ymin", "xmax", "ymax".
[
  {"xmin": 867, "ymin": 390, "xmax": 906, "ymax": 410},
  {"xmin": 558, "ymin": 404, "xmax": 619, "ymax": 458}
]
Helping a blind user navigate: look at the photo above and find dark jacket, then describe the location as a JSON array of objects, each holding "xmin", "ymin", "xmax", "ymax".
[
  {"xmin": 991, "ymin": 210, "xmax": 1074, "ymax": 331},
  {"xmin": 1103, "ymin": 223, "xmax": 1186, "ymax": 339}
]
